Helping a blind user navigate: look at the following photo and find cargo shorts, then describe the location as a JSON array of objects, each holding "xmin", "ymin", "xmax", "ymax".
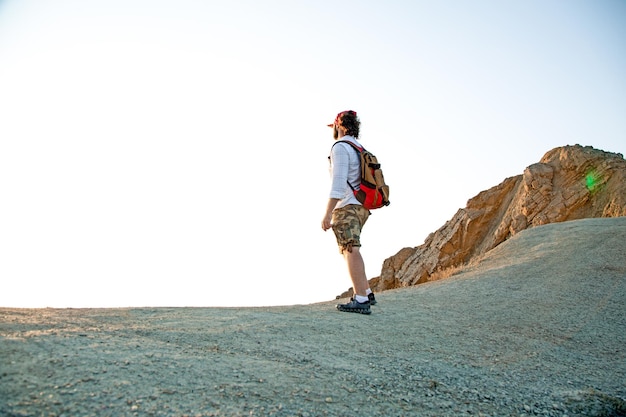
[{"xmin": 331, "ymin": 204, "xmax": 370, "ymax": 254}]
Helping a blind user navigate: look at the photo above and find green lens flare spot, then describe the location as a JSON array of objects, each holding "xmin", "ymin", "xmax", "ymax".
[{"xmin": 585, "ymin": 170, "xmax": 601, "ymax": 192}]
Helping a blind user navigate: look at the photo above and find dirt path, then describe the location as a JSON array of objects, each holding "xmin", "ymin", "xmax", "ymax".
[{"xmin": 1, "ymin": 218, "xmax": 625, "ymax": 416}]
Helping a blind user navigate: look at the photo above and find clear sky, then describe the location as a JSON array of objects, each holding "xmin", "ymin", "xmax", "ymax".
[{"xmin": 1, "ymin": 0, "xmax": 624, "ymax": 308}]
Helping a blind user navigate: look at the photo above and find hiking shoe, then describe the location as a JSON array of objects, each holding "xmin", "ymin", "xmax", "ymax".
[
  {"xmin": 336, "ymin": 298, "xmax": 371, "ymax": 315},
  {"xmin": 368, "ymin": 293, "xmax": 377, "ymax": 305}
]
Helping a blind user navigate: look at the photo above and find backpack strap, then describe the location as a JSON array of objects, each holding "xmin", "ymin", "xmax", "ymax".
[{"xmin": 335, "ymin": 140, "xmax": 364, "ymax": 153}]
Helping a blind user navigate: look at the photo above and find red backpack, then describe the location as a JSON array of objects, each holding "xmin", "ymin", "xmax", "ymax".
[{"xmin": 335, "ymin": 141, "xmax": 390, "ymax": 210}]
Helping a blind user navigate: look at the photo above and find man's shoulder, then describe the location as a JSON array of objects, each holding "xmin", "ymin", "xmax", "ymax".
[{"xmin": 332, "ymin": 137, "xmax": 362, "ymax": 151}]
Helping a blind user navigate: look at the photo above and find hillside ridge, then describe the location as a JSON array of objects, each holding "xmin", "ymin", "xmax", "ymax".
[{"xmin": 2, "ymin": 217, "xmax": 625, "ymax": 416}]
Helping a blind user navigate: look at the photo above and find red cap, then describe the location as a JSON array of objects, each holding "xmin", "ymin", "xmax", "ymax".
[{"xmin": 327, "ymin": 110, "xmax": 357, "ymax": 127}]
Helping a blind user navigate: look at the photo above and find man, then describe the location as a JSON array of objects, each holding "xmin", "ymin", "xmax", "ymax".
[{"xmin": 321, "ymin": 110, "xmax": 377, "ymax": 314}]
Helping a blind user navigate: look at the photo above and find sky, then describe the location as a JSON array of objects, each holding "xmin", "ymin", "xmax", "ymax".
[{"xmin": 1, "ymin": 0, "xmax": 624, "ymax": 308}]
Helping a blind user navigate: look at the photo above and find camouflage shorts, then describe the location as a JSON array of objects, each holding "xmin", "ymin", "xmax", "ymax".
[{"xmin": 331, "ymin": 204, "xmax": 370, "ymax": 254}]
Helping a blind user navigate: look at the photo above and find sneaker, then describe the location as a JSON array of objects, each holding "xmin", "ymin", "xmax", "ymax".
[
  {"xmin": 336, "ymin": 298, "xmax": 371, "ymax": 315},
  {"xmin": 368, "ymin": 293, "xmax": 377, "ymax": 306}
]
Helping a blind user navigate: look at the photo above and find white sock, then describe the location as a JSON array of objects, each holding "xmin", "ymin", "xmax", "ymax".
[
  {"xmin": 355, "ymin": 294, "xmax": 369, "ymax": 303},
  {"xmin": 365, "ymin": 288, "xmax": 372, "ymax": 295}
]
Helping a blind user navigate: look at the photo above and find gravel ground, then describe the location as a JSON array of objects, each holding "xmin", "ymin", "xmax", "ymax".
[{"xmin": 1, "ymin": 218, "xmax": 625, "ymax": 417}]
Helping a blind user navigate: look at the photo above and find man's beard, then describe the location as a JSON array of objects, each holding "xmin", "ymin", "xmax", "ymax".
[{"xmin": 333, "ymin": 126, "xmax": 339, "ymax": 140}]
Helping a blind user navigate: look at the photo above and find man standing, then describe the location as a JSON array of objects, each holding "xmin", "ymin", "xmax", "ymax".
[{"xmin": 322, "ymin": 110, "xmax": 377, "ymax": 314}]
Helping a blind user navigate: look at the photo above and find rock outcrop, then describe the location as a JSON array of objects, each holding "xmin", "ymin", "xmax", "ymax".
[{"xmin": 368, "ymin": 145, "xmax": 626, "ymax": 292}]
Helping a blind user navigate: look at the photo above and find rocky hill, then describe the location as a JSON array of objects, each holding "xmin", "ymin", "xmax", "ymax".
[{"xmin": 368, "ymin": 145, "xmax": 626, "ymax": 293}]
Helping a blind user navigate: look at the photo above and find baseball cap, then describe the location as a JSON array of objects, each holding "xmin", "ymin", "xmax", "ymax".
[{"xmin": 327, "ymin": 110, "xmax": 357, "ymax": 127}]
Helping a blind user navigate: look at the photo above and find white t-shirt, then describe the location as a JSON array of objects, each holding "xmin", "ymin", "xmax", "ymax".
[{"xmin": 328, "ymin": 135, "xmax": 362, "ymax": 209}]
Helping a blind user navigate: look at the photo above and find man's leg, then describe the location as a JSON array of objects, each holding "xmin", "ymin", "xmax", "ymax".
[
  {"xmin": 343, "ymin": 247, "xmax": 368, "ymax": 297},
  {"xmin": 337, "ymin": 246, "xmax": 371, "ymax": 314},
  {"xmin": 332, "ymin": 205, "xmax": 373, "ymax": 313}
]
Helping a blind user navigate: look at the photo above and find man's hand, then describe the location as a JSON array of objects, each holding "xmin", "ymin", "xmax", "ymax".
[
  {"xmin": 322, "ymin": 198, "xmax": 340, "ymax": 231},
  {"xmin": 321, "ymin": 213, "xmax": 333, "ymax": 231}
]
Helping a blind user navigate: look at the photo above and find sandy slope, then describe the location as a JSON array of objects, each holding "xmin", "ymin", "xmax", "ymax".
[{"xmin": 1, "ymin": 217, "xmax": 625, "ymax": 416}]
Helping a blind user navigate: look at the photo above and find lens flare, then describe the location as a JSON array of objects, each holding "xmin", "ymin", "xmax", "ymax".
[{"xmin": 585, "ymin": 170, "xmax": 601, "ymax": 192}]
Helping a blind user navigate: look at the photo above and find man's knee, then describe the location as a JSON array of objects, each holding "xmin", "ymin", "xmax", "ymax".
[{"xmin": 343, "ymin": 245, "xmax": 362, "ymax": 258}]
